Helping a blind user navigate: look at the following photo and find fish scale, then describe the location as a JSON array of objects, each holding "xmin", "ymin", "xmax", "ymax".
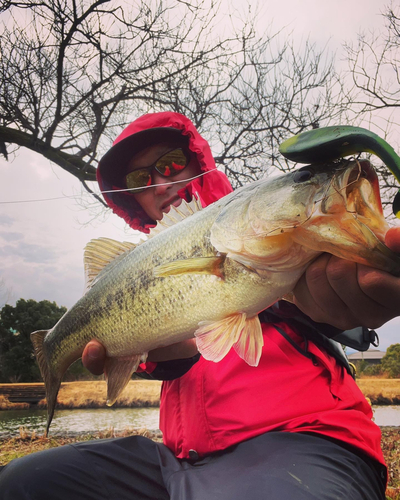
[{"xmin": 31, "ymin": 159, "xmax": 400, "ymax": 435}]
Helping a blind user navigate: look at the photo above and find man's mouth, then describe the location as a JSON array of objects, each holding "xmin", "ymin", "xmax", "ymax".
[{"xmin": 161, "ymin": 196, "xmax": 182, "ymax": 213}]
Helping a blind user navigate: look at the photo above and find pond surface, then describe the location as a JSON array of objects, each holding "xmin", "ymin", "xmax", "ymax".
[
  {"xmin": 0, "ymin": 407, "xmax": 160, "ymax": 437},
  {"xmin": 372, "ymin": 405, "xmax": 400, "ymax": 427},
  {"xmin": 0, "ymin": 405, "xmax": 399, "ymax": 438}
]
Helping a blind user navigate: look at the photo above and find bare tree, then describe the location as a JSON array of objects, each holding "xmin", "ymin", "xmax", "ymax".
[
  {"xmin": 0, "ymin": 0, "xmax": 340, "ymax": 196},
  {"xmin": 344, "ymin": 3, "xmax": 400, "ymax": 211}
]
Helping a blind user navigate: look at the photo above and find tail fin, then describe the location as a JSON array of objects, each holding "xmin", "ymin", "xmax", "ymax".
[{"xmin": 31, "ymin": 330, "xmax": 62, "ymax": 437}]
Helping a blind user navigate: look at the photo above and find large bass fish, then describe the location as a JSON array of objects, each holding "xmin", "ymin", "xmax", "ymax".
[{"xmin": 32, "ymin": 159, "xmax": 400, "ymax": 434}]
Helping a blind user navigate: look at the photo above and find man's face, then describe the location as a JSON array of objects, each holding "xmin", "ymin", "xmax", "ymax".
[{"xmin": 127, "ymin": 143, "xmax": 201, "ymax": 222}]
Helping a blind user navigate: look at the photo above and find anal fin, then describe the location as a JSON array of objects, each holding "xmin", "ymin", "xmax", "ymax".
[{"xmin": 104, "ymin": 353, "xmax": 148, "ymax": 406}]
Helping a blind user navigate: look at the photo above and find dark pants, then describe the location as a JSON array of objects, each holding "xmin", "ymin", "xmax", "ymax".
[{"xmin": 0, "ymin": 432, "xmax": 387, "ymax": 500}]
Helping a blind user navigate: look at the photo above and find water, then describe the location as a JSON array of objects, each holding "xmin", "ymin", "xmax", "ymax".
[
  {"xmin": 0, "ymin": 407, "xmax": 160, "ymax": 438},
  {"xmin": 372, "ymin": 406, "xmax": 400, "ymax": 427},
  {"xmin": 0, "ymin": 406, "xmax": 399, "ymax": 438}
]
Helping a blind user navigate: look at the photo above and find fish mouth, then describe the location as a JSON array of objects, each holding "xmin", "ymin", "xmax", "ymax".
[
  {"xmin": 322, "ymin": 159, "xmax": 387, "ymax": 242},
  {"xmin": 296, "ymin": 158, "xmax": 400, "ymax": 276},
  {"xmin": 343, "ymin": 160, "xmax": 382, "ymax": 213}
]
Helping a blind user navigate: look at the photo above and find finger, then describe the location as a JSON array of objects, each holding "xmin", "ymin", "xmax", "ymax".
[
  {"xmin": 356, "ymin": 265, "xmax": 400, "ymax": 324},
  {"xmin": 308, "ymin": 256, "xmax": 354, "ymax": 320},
  {"xmin": 293, "ymin": 254, "xmax": 357, "ymax": 328},
  {"xmin": 292, "ymin": 274, "xmax": 324, "ymax": 321},
  {"xmin": 82, "ymin": 340, "xmax": 106, "ymax": 375},
  {"xmin": 326, "ymin": 259, "xmax": 393, "ymax": 329},
  {"xmin": 385, "ymin": 226, "xmax": 400, "ymax": 253},
  {"xmin": 292, "ymin": 255, "xmax": 330, "ymax": 320}
]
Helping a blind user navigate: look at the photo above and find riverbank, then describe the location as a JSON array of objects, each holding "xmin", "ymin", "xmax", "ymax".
[
  {"xmin": 0, "ymin": 427, "xmax": 399, "ymax": 496},
  {"xmin": 1, "ymin": 377, "xmax": 399, "ymax": 410},
  {"xmin": 0, "ymin": 379, "xmax": 399, "ymax": 496},
  {"xmin": 0, "ymin": 380, "xmax": 162, "ymax": 410},
  {"xmin": 0, "ymin": 426, "xmax": 163, "ymax": 465},
  {"xmin": 357, "ymin": 378, "xmax": 400, "ymax": 405}
]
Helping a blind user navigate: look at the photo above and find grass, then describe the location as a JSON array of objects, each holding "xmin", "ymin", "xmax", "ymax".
[
  {"xmin": 0, "ymin": 379, "xmax": 162, "ymax": 410},
  {"xmin": 39, "ymin": 379, "xmax": 163, "ymax": 409},
  {"xmin": 1, "ymin": 377, "xmax": 399, "ymax": 497},
  {"xmin": 356, "ymin": 378, "xmax": 400, "ymax": 405},
  {"xmin": 0, "ymin": 395, "xmax": 30, "ymax": 410},
  {"xmin": 0, "ymin": 427, "xmax": 163, "ymax": 466},
  {"xmin": 1, "ymin": 377, "xmax": 398, "ymax": 410},
  {"xmin": 381, "ymin": 428, "xmax": 400, "ymax": 497},
  {"xmin": 0, "ymin": 377, "xmax": 400, "ymax": 500},
  {"xmin": 0, "ymin": 427, "xmax": 398, "ymax": 498}
]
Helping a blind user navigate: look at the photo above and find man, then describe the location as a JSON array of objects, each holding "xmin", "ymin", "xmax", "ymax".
[{"xmin": 1, "ymin": 111, "xmax": 399, "ymax": 499}]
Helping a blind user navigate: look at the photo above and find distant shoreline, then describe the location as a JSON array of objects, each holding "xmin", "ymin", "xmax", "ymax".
[
  {"xmin": 0, "ymin": 379, "xmax": 162, "ymax": 411},
  {"xmin": 1, "ymin": 377, "xmax": 399, "ymax": 410}
]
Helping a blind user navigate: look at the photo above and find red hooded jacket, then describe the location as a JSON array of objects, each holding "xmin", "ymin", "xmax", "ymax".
[
  {"xmin": 98, "ymin": 112, "xmax": 232, "ymax": 232},
  {"xmin": 97, "ymin": 112, "xmax": 385, "ymax": 468}
]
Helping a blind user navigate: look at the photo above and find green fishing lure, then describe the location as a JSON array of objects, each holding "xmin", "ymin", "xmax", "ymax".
[{"xmin": 279, "ymin": 126, "xmax": 400, "ymax": 218}]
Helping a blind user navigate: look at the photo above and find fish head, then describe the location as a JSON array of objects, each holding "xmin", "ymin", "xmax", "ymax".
[{"xmin": 210, "ymin": 159, "xmax": 400, "ymax": 275}]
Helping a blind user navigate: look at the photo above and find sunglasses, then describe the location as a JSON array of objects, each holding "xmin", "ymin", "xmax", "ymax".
[{"xmin": 124, "ymin": 148, "xmax": 191, "ymax": 193}]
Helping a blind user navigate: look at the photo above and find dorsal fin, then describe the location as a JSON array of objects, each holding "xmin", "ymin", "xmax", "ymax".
[
  {"xmin": 148, "ymin": 196, "xmax": 203, "ymax": 239},
  {"xmin": 83, "ymin": 237, "xmax": 137, "ymax": 293}
]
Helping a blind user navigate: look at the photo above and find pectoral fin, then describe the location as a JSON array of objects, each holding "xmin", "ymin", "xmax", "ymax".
[
  {"xmin": 104, "ymin": 353, "xmax": 148, "ymax": 406},
  {"xmin": 154, "ymin": 256, "xmax": 225, "ymax": 278},
  {"xmin": 233, "ymin": 315, "xmax": 264, "ymax": 367},
  {"xmin": 194, "ymin": 313, "xmax": 264, "ymax": 366}
]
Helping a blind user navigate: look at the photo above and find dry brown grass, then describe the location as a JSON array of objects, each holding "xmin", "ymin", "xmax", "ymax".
[
  {"xmin": 1, "ymin": 379, "xmax": 399, "ymax": 496},
  {"xmin": 36, "ymin": 379, "xmax": 162, "ymax": 409},
  {"xmin": 381, "ymin": 428, "xmax": 400, "ymax": 498},
  {"xmin": 0, "ymin": 395, "xmax": 30, "ymax": 410},
  {"xmin": 0, "ymin": 427, "xmax": 163, "ymax": 466},
  {"xmin": 356, "ymin": 378, "xmax": 400, "ymax": 404},
  {"xmin": 0, "ymin": 427, "xmax": 398, "ymax": 496},
  {"xmin": 36, "ymin": 378, "xmax": 400, "ymax": 409},
  {"xmin": 2, "ymin": 378, "xmax": 399, "ymax": 410}
]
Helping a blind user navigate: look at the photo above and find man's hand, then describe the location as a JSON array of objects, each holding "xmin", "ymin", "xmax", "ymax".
[
  {"xmin": 82, "ymin": 339, "xmax": 198, "ymax": 375},
  {"xmin": 292, "ymin": 226, "xmax": 400, "ymax": 330},
  {"xmin": 82, "ymin": 340, "xmax": 106, "ymax": 375}
]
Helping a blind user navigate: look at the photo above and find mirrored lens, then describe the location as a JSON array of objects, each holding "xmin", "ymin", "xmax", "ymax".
[
  {"xmin": 155, "ymin": 149, "xmax": 188, "ymax": 176},
  {"xmin": 125, "ymin": 169, "xmax": 152, "ymax": 190},
  {"xmin": 124, "ymin": 148, "xmax": 190, "ymax": 192}
]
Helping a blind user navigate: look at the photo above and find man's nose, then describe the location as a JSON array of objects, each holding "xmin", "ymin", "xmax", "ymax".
[{"xmin": 152, "ymin": 171, "xmax": 172, "ymax": 194}]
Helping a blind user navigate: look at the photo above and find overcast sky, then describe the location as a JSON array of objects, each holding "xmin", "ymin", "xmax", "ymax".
[{"xmin": 1, "ymin": 0, "xmax": 399, "ymax": 351}]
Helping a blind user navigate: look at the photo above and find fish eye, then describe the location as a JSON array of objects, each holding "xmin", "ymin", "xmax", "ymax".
[{"xmin": 293, "ymin": 168, "xmax": 314, "ymax": 183}]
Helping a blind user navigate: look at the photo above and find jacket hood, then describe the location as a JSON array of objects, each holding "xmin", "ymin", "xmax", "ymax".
[{"xmin": 97, "ymin": 112, "xmax": 233, "ymax": 233}]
